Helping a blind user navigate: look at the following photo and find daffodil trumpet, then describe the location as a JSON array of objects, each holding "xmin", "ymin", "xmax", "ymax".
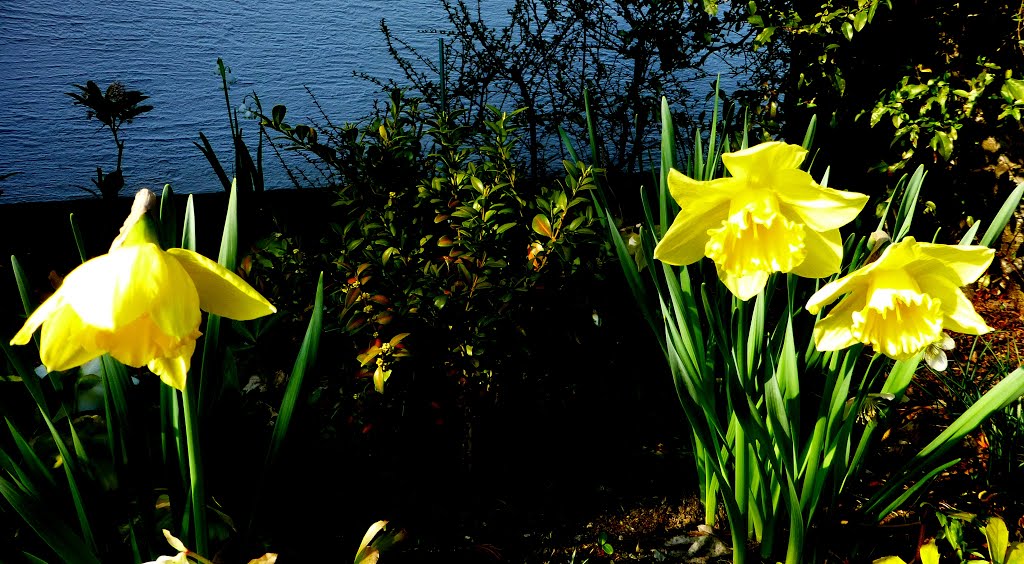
[
  {"xmin": 653, "ymin": 141, "xmax": 869, "ymax": 300},
  {"xmin": 10, "ymin": 189, "xmax": 276, "ymax": 390}
]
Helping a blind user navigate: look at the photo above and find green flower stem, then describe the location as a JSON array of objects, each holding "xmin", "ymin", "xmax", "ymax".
[{"xmin": 181, "ymin": 384, "xmax": 208, "ymax": 556}]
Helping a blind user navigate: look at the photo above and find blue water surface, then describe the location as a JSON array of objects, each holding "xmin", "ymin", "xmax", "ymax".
[{"xmin": 1, "ymin": 0, "xmax": 498, "ymax": 202}]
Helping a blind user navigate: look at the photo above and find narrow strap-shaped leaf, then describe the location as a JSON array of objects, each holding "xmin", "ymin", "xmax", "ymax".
[
  {"xmin": 11, "ymin": 255, "xmax": 41, "ymax": 352},
  {"xmin": 865, "ymin": 366, "xmax": 1024, "ymax": 518},
  {"xmin": 4, "ymin": 421, "xmax": 55, "ymax": 493},
  {"xmin": 69, "ymin": 214, "xmax": 88, "ymax": 263},
  {"xmin": 660, "ymin": 97, "xmax": 676, "ymax": 233},
  {"xmin": 218, "ymin": 178, "xmax": 239, "ymax": 270},
  {"xmin": 194, "ymin": 131, "xmax": 232, "ymax": 193},
  {"xmin": 159, "ymin": 184, "xmax": 177, "ymax": 251},
  {"xmin": 37, "ymin": 410, "xmax": 95, "ymax": 551},
  {"xmin": 0, "ymin": 475, "xmax": 101, "ymax": 564},
  {"xmin": 100, "ymin": 355, "xmax": 130, "ymax": 466},
  {"xmin": 893, "ymin": 166, "xmax": 925, "ymax": 242},
  {"xmin": 959, "ymin": 219, "xmax": 982, "ymax": 245},
  {"xmin": 181, "ymin": 194, "xmax": 196, "ymax": 251},
  {"xmin": 181, "ymin": 383, "xmax": 207, "ymax": 555},
  {"xmin": 583, "ymin": 87, "xmax": 600, "ymax": 169},
  {"xmin": 981, "ymin": 182, "xmax": 1024, "ymax": 248},
  {"xmin": 266, "ymin": 272, "xmax": 323, "ymax": 467},
  {"xmin": 199, "ymin": 179, "xmax": 238, "ymax": 408},
  {"xmin": 869, "ymin": 459, "xmax": 960, "ymax": 523},
  {"xmin": 801, "ymin": 115, "xmax": 817, "ymax": 150},
  {"xmin": 704, "ymin": 76, "xmax": 720, "ymax": 181}
]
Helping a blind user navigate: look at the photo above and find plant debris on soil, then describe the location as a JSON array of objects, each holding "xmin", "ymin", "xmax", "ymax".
[{"xmin": 375, "ymin": 287, "xmax": 1024, "ymax": 564}]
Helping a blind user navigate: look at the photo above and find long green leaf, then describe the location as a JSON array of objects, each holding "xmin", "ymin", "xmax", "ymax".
[
  {"xmin": 4, "ymin": 421, "xmax": 55, "ymax": 494},
  {"xmin": 11, "ymin": 255, "xmax": 41, "ymax": 352},
  {"xmin": 194, "ymin": 131, "xmax": 232, "ymax": 192},
  {"xmin": 266, "ymin": 272, "xmax": 323, "ymax": 466},
  {"xmin": 159, "ymin": 183, "xmax": 177, "ymax": 251},
  {"xmin": 218, "ymin": 178, "xmax": 240, "ymax": 270},
  {"xmin": 866, "ymin": 366, "xmax": 1024, "ymax": 518},
  {"xmin": 182, "ymin": 194, "xmax": 197, "ymax": 251},
  {"xmin": 981, "ymin": 182, "xmax": 1024, "ymax": 248},
  {"xmin": 0, "ymin": 475, "xmax": 101, "ymax": 564},
  {"xmin": 892, "ymin": 166, "xmax": 925, "ymax": 242},
  {"xmin": 69, "ymin": 214, "xmax": 88, "ymax": 263},
  {"xmin": 100, "ymin": 355, "xmax": 130, "ymax": 466},
  {"xmin": 38, "ymin": 410, "xmax": 94, "ymax": 550},
  {"xmin": 660, "ymin": 97, "xmax": 675, "ymax": 232}
]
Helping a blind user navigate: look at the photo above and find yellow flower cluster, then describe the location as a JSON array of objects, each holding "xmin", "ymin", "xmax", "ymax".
[{"xmin": 655, "ymin": 141, "xmax": 993, "ymax": 361}]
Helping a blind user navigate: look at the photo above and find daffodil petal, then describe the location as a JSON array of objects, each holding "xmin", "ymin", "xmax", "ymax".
[
  {"xmin": 914, "ymin": 242, "xmax": 994, "ymax": 285},
  {"xmin": 667, "ymin": 169, "xmax": 743, "ymax": 208},
  {"xmin": 11, "ymin": 292, "xmax": 63, "ymax": 345},
  {"xmin": 805, "ymin": 267, "xmax": 872, "ymax": 315},
  {"xmin": 915, "ymin": 270, "xmax": 992, "ymax": 334},
  {"xmin": 721, "ymin": 141, "xmax": 806, "ymax": 179},
  {"xmin": 812, "ymin": 291, "xmax": 863, "ymax": 351},
  {"xmin": 166, "ymin": 249, "xmax": 276, "ymax": 320},
  {"xmin": 56, "ymin": 252, "xmax": 125, "ymax": 330},
  {"xmin": 144, "ymin": 252, "xmax": 201, "ymax": 339},
  {"xmin": 775, "ymin": 169, "xmax": 869, "ymax": 231},
  {"xmin": 790, "ymin": 227, "xmax": 842, "ymax": 278},
  {"xmin": 805, "ymin": 239, "xmax": 921, "ymax": 314},
  {"xmin": 148, "ymin": 340, "xmax": 195, "ymax": 391},
  {"xmin": 60, "ymin": 244, "xmax": 190, "ymax": 332},
  {"xmin": 653, "ymin": 200, "xmax": 730, "ymax": 265},
  {"xmin": 39, "ymin": 306, "xmax": 103, "ymax": 371},
  {"xmin": 99, "ymin": 317, "xmax": 175, "ymax": 367}
]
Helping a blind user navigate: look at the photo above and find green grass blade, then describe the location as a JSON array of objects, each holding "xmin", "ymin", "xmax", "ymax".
[
  {"xmin": 5, "ymin": 420, "xmax": 55, "ymax": 493},
  {"xmin": 182, "ymin": 194, "xmax": 196, "ymax": 251},
  {"xmin": 69, "ymin": 214, "xmax": 88, "ymax": 263},
  {"xmin": 100, "ymin": 355, "xmax": 130, "ymax": 466},
  {"xmin": 11, "ymin": 255, "xmax": 41, "ymax": 352},
  {"xmin": 866, "ymin": 366, "xmax": 1024, "ymax": 518},
  {"xmin": 266, "ymin": 272, "xmax": 323, "ymax": 466},
  {"xmin": 159, "ymin": 184, "xmax": 177, "ymax": 251},
  {"xmin": 0, "ymin": 475, "xmax": 101, "ymax": 564},
  {"xmin": 199, "ymin": 178, "xmax": 238, "ymax": 407},
  {"xmin": 219, "ymin": 178, "xmax": 239, "ymax": 270},
  {"xmin": 893, "ymin": 166, "xmax": 925, "ymax": 242},
  {"xmin": 194, "ymin": 131, "xmax": 232, "ymax": 192},
  {"xmin": 40, "ymin": 413, "xmax": 95, "ymax": 551},
  {"xmin": 0, "ymin": 445, "xmax": 39, "ymax": 498},
  {"xmin": 981, "ymin": 182, "xmax": 1024, "ymax": 248},
  {"xmin": 801, "ymin": 116, "xmax": 817, "ymax": 150},
  {"xmin": 871, "ymin": 458, "xmax": 960, "ymax": 522},
  {"xmin": 660, "ymin": 97, "xmax": 676, "ymax": 232},
  {"xmin": 182, "ymin": 383, "xmax": 207, "ymax": 555},
  {"xmin": 959, "ymin": 220, "xmax": 982, "ymax": 245},
  {"xmin": 693, "ymin": 126, "xmax": 704, "ymax": 181},
  {"xmin": 584, "ymin": 87, "xmax": 600, "ymax": 168},
  {"xmin": 705, "ymin": 76, "xmax": 720, "ymax": 181}
]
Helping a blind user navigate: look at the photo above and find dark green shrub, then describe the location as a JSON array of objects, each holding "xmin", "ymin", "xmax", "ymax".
[{"xmin": 249, "ymin": 91, "xmax": 609, "ymax": 463}]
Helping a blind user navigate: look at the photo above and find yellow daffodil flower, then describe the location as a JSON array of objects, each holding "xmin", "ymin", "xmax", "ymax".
[
  {"xmin": 653, "ymin": 141, "xmax": 869, "ymax": 300},
  {"xmin": 10, "ymin": 190, "xmax": 275, "ymax": 390},
  {"xmin": 806, "ymin": 237, "xmax": 993, "ymax": 360}
]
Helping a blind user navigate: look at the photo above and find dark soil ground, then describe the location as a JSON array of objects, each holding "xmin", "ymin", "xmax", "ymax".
[{"xmin": 372, "ymin": 288, "xmax": 1024, "ymax": 564}]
